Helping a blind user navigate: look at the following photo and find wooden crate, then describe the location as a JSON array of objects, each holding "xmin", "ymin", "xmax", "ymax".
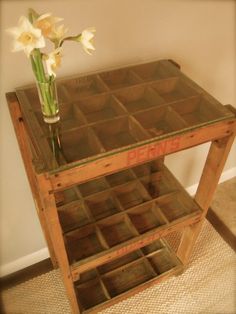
[
  {"xmin": 15, "ymin": 60, "xmax": 233, "ymax": 170},
  {"xmin": 7, "ymin": 59, "xmax": 236, "ymax": 314},
  {"xmin": 75, "ymin": 239, "xmax": 182, "ymax": 313},
  {"xmin": 54, "ymin": 162, "xmax": 202, "ymax": 277}
]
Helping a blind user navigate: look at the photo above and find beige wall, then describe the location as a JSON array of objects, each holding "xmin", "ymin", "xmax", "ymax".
[{"xmin": 0, "ymin": 0, "xmax": 235, "ymax": 273}]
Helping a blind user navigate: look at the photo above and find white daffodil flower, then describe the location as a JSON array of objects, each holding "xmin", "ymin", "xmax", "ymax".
[
  {"xmin": 45, "ymin": 48, "xmax": 62, "ymax": 77},
  {"xmin": 35, "ymin": 13, "xmax": 63, "ymax": 38},
  {"xmin": 80, "ymin": 28, "xmax": 96, "ymax": 55},
  {"xmin": 49, "ymin": 24, "xmax": 68, "ymax": 42},
  {"xmin": 7, "ymin": 16, "xmax": 45, "ymax": 57}
]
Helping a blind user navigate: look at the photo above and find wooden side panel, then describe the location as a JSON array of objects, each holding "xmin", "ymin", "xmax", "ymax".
[
  {"xmin": 6, "ymin": 92, "xmax": 57, "ymax": 268},
  {"xmin": 36, "ymin": 174, "xmax": 81, "ymax": 314}
]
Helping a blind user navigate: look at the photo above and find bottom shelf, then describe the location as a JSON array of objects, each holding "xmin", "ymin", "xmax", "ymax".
[{"xmin": 75, "ymin": 238, "xmax": 183, "ymax": 313}]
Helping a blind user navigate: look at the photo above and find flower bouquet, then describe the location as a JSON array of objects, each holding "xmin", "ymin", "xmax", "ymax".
[{"xmin": 7, "ymin": 8, "xmax": 95, "ymax": 123}]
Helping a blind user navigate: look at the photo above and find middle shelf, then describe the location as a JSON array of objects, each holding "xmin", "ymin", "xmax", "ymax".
[{"xmin": 54, "ymin": 160, "xmax": 202, "ymax": 280}]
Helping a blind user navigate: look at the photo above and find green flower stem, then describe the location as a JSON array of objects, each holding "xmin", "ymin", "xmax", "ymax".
[
  {"xmin": 31, "ymin": 49, "xmax": 58, "ymax": 117},
  {"xmin": 34, "ymin": 49, "xmax": 46, "ymax": 82},
  {"xmin": 28, "ymin": 8, "xmax": 39, "ymax": 24},
  {"xmin": 59, "ymin": 33, "xmax": 81, "ymax": 47},
  {"xmin": 30, "ymin": 55, "xmax": 37, "ymax": 78}
]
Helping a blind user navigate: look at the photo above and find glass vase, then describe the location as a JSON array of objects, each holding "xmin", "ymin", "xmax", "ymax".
[{"xmin": 36, "ymin": 79, "xmax": 60, "ymax": 124}]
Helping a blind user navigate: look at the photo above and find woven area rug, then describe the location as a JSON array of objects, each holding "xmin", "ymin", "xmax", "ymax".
[{"xmin": 1, "ymin": 219, "xmax": 236, "ymax": 314}]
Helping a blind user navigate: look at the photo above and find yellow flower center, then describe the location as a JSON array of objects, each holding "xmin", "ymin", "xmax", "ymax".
[
  {"xmin": 37, "ymin": 19, "xmax": 52, "ymax": 37},
  {"xmin": 18, "ymin": 32, "xmax": 36, "ymax": 45}
]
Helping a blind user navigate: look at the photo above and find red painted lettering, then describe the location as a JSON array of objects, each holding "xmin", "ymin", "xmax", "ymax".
[
  {"xmin": 137, "ymin": 146, "xmax": 148, "ymax": 162},
  {"xmin": 171, "ymin": 137, "xmax": 181, "ymax": 151},
  {"xmin": 127, "ymin": 150, "xmax": 137, "ymax": 166},
  {"xmin": 156, "ymin": 141, "xmax": 168, "ymax": 156},
  {"xmin": 147, "ymin": 143, "xmax": 158, "ymax": 159}
]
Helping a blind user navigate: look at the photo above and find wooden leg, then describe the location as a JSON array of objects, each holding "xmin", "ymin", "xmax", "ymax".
[
  {"xmin": 37, "ymin": 174, "xmax": 81, "ymax": 314},
  {"xmin": 177, "ymin": 134, "xmax": 235, "ymax": 264},
  {"xmin": 195, "ymin": 135, "xmax": 235, "ymax": 213},
  {"xmin": 7, "ymin": 94, "xmax": 58, "ymax": 268}
]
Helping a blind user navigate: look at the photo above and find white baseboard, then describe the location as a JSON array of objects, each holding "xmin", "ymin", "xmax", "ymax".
[
  {"xmin": 0, "ymin": 247, "xmax": 49, "ymax": 277},
  {"xmin": 1, "ymin": 167, "xmax": 235, "ymax": 278},
  {"xmin": 186, "ymin": 166, "xmax": 236, "ymax": 196}
]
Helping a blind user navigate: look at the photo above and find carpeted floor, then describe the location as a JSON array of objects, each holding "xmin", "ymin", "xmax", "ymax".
[{"xmin": 1, "ymin": 219, "xmax": 236, "ymax": 314}]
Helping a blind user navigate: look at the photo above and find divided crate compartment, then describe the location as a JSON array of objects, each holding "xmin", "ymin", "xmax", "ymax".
[
  {"xmin": 131, "ymin": 61, "xmax": 177, "ymax": 81},
  {"xmin": 85, "ymin": 191, "xmax": 122, "ymax": 221},
  {"xmin": 151, "ymin": 77, "xmax": 198, "ymax": 103},
  {"xmin": 76, "ymin": 278, "xmax": 109, "ymax": 310},
  {"xmin": 140, "ymin": 171, "xmax": 177, "ymax": 198},
  {"xmin": 113, "ymin": 181, "xmax": 152, "ymax": 209},
  {"xmin": 102, "ymin": 258, "xmax": 156, "ymax": 297},
  {"xmin": 148, "ymin": 249, "xmax": 178, "ymax": 274},
  {"xmin": 54, "ymin": 187, "xmax": 80, "ymax": 206},
  {"xmin": 55, "ymin": 103, "xmax": 86, "ymax": 131},
  {"xmin": 75, "ymin": 239, "xmax": 182, "ymax": 312},
  {"xmin": 77, "ymin": 94, "xmax": 127, "ymax": 123},
  {"xmin": 92, "ymin": 116, "xmax": 148, "ymax": 150},
  {"xmin": 78, "ymin": 177, "xmax": 109, "ymax": 197},
  {"xmin": 58, "ymin": 200, "xmax": 92, "ymax": 233},
  {"xmin": 133, "ymin": 106, "xmax": 187, "ymax": 137},
  {"xmin": 61, "ymin": 75, "xmax": 108, "ymax": 100},
  {"xmin": 141, "ymin": 239, "xmax": 164, "ymax": 255},
  {"xmin": 59, "ymin": 127, "xmax": 104, "ymax": 162},
  {"xmin": 22, "ymin": 83, "xmax": 68, "ymax": 111},
  {"xmin": 132, "ymin": 160, "xmax": 162, "ymax": 177},
  {"xmin": 157, "ymin": 192, "xmax": 199, "ymax": 223},
  {"xmin": 106, "ymin": 169, "xmax": 136, "ymax": 187},
  {"xmin": 170, "ymin": 96, "xmax": 225, "ymax": 126},
  {"xmin": 65, "ymin": 225, "xmax": 108, "ymax": 263},
  {"xmin": 35, "ymin": 102, "xmax": 87, "ymax": 132},
  {"xmin": 114, "ymin": 85, "xmax": 164, "ymax": 113},
  {"xmin": 98, "ymin": 214, "xmax": 138, "ymax": 247},
  {"xmin": 128, "ymin": 202, "xmax": 167, "ymax": 234},
  {"xmin": 99, "ymin": 68, "xmax": 142, "ymax": 90},
  {"xmin": 98, "ymin": 250, "xmax": 143, "ymax": 275}
]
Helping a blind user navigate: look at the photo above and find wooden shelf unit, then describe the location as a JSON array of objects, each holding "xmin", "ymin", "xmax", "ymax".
[{"xmin": 7, "ymin": 59, "xmax": 236, "ymax": 313}]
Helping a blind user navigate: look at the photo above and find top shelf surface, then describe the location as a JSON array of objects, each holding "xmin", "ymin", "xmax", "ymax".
[{"xmin": 15, "ymin": 59, "xmax": 234, "ymax": 173}]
